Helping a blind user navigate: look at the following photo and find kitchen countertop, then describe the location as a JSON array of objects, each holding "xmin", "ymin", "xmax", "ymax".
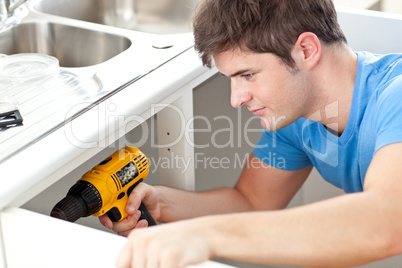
[{"xmin": 0, "ymin": 7, "xmax": 197, "ymax": 164}]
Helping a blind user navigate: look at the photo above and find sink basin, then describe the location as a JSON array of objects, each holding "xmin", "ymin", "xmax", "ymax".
[
  {"xmin": 0, "ymin": 1, "xmax": 196, "ymax": 164},
  {"xmin": 0, "ymin": 22, "xmax": 131, "ymax": 67},
  {"xmin": 33, "ymin": 0, "xmax": 197, "ymax": 34}
]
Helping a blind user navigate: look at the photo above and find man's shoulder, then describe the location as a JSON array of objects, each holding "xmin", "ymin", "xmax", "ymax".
[
  {"xmin": 357, "ymin": 52, "xmax": 402, "ymax": 100},
  {"xmin": 376, "ymin": 74, "xmax": 402, "ymax": 105},
  {"xmin": 360, "ymin": 51, "xmax": 402, "ymax": 75}
]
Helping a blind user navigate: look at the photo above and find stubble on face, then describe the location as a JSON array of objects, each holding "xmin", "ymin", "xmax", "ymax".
[
  {"xmin": 258, "ymin": 63, "xmax": 316, "ymax": 132},
  {"xmin": 214, "ymin": 49, "xmax": 317, "ymax": 132}
]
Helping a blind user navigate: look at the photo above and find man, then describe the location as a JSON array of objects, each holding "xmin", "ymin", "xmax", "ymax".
[{"xmin": 101, "ymin": 0, "xmax": 402, "ymax": 267}]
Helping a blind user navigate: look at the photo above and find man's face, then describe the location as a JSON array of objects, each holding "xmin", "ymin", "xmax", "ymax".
[{"xmin": 213, "ymin": 48, "xmax": 315, "ymax": 131}]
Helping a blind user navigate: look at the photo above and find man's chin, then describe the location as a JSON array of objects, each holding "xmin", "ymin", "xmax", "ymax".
[{"xmin": 260, "ymin": 115, "xmax": 289, "ymax": 131}]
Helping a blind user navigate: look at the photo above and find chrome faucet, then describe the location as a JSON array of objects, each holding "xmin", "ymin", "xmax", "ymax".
[{"xmin": 0, "ymin": 0, "xmax": 27, "ymax": 21}]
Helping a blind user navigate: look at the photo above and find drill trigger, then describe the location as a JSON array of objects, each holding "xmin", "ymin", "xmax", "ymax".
[{"xmin": 106, "ymin": 207, "xmax": 122, "ymax": 222}]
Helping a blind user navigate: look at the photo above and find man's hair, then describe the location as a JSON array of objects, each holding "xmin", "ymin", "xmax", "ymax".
[{"xmin": 193, "ymin": 0, "xmax": 347, "ymax": 68}]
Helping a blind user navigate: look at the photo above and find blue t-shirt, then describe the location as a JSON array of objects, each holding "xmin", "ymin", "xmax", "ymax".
[{"xmin": 253, "ymin": 51, "xmax": 402, "ymax": 193}]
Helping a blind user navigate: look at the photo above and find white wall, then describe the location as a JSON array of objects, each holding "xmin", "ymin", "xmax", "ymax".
[
  {"xmin": 334, "ymin": 0, "xmax": 381, "ymax": 10},
  {"xmin": 334, "ymin": 0, "xmax": 402, "ymax": 14},
  {"xmin": 382, "ymin": 0, "xmax": 402, "ymax": 14}
]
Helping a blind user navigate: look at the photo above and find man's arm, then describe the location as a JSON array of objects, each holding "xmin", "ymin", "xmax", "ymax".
[
  {"xmin": 117, "ymin": 144, "xmax": 402, "ymax": 268},
  {"xmin": 157, "ymin": 153, "xmax": 312, "ymax": 222},
  {"xmin": 102, "ymin": 153, "xmax": 311, "ymax": 233},
  {"xmin": 204, "ymin": 143, "xmax": 402, "ymax": 267}
]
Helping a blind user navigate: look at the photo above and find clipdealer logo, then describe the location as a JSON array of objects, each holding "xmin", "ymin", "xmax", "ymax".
[{"xmin": 63, "ymin": 102, "xmax": 266, "ymax": 150}]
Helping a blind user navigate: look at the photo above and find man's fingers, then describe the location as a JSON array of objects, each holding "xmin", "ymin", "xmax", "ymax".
[
  {"xmin": 116, "ymin": 238, "xmax": 133, "ymax": 268},
  {"xmin": 118, "ymin": 219, "xmax": 148, "ymax": 236},
  {"xmin": 110, "ymin": 211, "xmax": 142, "ymax": 234},
  {"xmin": 99, "ymin": 214, "xmax": 113, "ymax": 229},
  {"xmin": 135, "ymin": 219, "xmax": 149, "ymax": 229},
  {"xmin": 126, "ymin": 182, "xmax": 149, "ymax": 214}
]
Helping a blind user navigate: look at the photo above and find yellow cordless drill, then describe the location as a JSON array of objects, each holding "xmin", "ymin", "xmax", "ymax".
[{"xmin": 50, "ymin": 146, "xmax": 156, "ymax": 225}]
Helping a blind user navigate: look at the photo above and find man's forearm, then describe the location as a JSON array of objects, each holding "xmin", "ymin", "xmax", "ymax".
[
  {"xmin": 206, "ymin": 192, "xmax": 400, "ymax": 267},
  {"xmin": 155, "ymin": 186, "xmax": 254, "ymax": 223}
]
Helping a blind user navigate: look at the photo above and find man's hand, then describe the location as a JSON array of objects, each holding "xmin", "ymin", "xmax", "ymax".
[
  {"xmin": 99, "ymin": 182, "xmax": 161, "ymax": 236},
  {"xmin": 116, "ymin": 218, "xmax": 214, "ymax": 268}
]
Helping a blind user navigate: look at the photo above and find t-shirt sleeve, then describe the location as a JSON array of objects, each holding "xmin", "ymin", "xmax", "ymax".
[
  {"xmin": 253, "ymin": 127, "xmax": 312, "ymax": 171},
  {"xmin": 374, "ymin": 76, "xmax": 402, "ymax": 152}
]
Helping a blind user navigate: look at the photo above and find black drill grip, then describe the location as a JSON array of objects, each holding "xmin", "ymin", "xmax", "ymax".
[
  {"xmin": 138, "ymin": 203, "xmax": 156, "ymax": 226},
  {"xmin": 127, "ymin": 181, "xmax": 156, "ymax": 226}
]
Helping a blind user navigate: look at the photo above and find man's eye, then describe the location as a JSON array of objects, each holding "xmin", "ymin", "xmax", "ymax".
[{"xmin": 243, "ymin": 73, "xmax": 255, "ymax": 80}]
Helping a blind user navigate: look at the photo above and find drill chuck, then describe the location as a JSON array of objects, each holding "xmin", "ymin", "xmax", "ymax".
[
  {"xmin": 51, "ymin": 181, "xmax": 102, "ymax": 222},
  {"xmin": 51, "ymin": 195, "xmax": 87, "ymax": 222}
]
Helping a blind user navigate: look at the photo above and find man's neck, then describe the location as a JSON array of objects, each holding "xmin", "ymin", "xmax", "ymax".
[{"xmin": 309, "ymin": 44, "xmax": 358, "ymax": 136}]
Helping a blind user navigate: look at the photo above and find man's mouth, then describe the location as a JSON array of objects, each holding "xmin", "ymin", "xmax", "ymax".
[{"xmin": 249, "ymin": 107, "xmax": 266, "ymax": 116}]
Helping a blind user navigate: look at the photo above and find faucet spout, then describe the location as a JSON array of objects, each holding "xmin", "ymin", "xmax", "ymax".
[
  {"xmin": 8, "ymin": 0, "xmax": 27, "ymax": 14},
  {"xmin": 0, "ymin": 0, "xmax": 26, "ymax": 18}
]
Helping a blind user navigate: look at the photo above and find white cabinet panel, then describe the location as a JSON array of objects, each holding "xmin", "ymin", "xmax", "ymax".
[
  {"xmin": 0, "ymin": 208, "xmax": 235, "ymax": 268},
  {"xmin": 1, "ymin": 208, "xmax": 126, "ymax": 268}
]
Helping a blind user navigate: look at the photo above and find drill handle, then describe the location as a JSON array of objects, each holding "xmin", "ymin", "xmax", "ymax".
[{"xmin": 139, "ymin": 203, "xmax": 157, "ymax": 226}]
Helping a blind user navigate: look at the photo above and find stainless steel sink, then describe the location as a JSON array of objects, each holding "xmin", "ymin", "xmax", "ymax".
[
  {"xmin": 0, "ymin": 22, "xmax": 131, "ymax": 67},
  {"xmin": 0, "ymin": 0, "xmax": 195, "ymax": 163},
  {"xmin": 33, "ymin": 0, "xmax": 197, "ymax": 34}
]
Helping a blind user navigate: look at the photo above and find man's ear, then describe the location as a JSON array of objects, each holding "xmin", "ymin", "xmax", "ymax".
[{"xmin": 292, "ymin": 32, "xmax": 322, "ymax": 69}]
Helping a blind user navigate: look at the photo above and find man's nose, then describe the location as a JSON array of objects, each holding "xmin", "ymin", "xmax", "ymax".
[{"xmin": 230, "ymin": 79, "xmax": 251, "ymax": 108}]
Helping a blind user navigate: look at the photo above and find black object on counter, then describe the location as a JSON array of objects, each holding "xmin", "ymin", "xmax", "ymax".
[{"xmin": 0, "ymin": 109, "xmax": 23, "ymax": 128}]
